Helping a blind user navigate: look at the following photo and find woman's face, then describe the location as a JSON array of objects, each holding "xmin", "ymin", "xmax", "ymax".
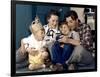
[
  {"xmin": 35, "ymin": 30, "xmax": 45, "ymax": 41},
  {"xmin": 48, "ymin": 15, "xmax": 58, "ymax": 28},
  {"xmin": 60, "ymin": 24, "xmax": 70, "ymax": 35}
]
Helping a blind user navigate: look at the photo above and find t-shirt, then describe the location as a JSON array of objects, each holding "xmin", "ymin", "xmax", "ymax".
[
  {"xmin": 56, "ymin": 31, "xmax": 80, "ymax": 41},
  {"xmin": 22, "ymin": 34, "xmax": 47, "ymax": 65},
  {"xmin": 22, "ymin": 34, "xmax": 46, "ymax": 50},
  {"xmin": 69, "ymin": 31, "xmax": 80, "ymax": 40}
]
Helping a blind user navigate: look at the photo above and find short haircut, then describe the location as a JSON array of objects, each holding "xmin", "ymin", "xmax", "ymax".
[
  {"xmin": 65, "ymin": 10, "xmax": 78, "ymax": 20},
  {"xmin": 59, "ymin": 21, "xmax": 68, "ymax": 28},
  {"xmin": 46, "ymin": 9, "xmax": 59, "ymax": 20}
]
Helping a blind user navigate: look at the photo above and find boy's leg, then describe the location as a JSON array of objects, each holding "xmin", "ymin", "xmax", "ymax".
[
  {"xmin": 62, "ymin": 44, "xmax": 74, "ymax": 64},
  {"xmin": 51, "ymin": 41, "xmax": 63, "ymax": 64},
  {"xmin": 60, "ymin": 44, "xmax": 74, "ymax": 70}
]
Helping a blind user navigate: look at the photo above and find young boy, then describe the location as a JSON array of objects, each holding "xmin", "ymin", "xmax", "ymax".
[
  {"xmin": 21, "ymin": 16, "xmax": 49, "ymax": 70},
  {"xmin": 51, "ymin": 22, "xmax": 80, "ymax": 70}
]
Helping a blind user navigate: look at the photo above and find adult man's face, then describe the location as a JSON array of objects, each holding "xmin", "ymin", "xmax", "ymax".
[{"xmin": 66, "ymin": 16, "xmax": 77, "ymax": 30}]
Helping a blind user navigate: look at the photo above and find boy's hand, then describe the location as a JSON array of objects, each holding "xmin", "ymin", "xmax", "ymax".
[
  {"xmin": 58, "ymin": 35, "xmax": 69, "ymax": 43},
  {"xmin": 59, "ymin": 35, "xmax": 64, "ymax": 39}
]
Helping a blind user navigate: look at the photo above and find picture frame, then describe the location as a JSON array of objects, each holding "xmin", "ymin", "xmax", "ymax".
[{"xmin": 11, "ymin": 0, "xmax": 97, "ymax": 76}]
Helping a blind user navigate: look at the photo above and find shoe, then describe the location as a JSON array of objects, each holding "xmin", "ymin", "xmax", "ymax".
[
  {"xmin": 56, "ymin": 63, "xmax": 64, "ymax": 71},
  {"xmin": 68, "ymin": 64, "xmax": 75, "ymax": 70},
  {"xmin": 50, "ymin": 64, "xmax": 58, "ymax": 71}
]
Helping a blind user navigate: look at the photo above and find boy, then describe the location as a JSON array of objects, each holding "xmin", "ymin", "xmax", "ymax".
[
  {"xmin": 51, "ymin": 22, "xmax": 80, "ymax": 70},
  {"xmin": 21, "ymin": 16, "xmax": 49, "ymax": 70}
]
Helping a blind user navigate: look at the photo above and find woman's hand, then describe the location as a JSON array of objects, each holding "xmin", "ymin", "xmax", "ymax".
[{"xmin": 19, "ymin": 40, "xmax": 27, "ymax": 55}]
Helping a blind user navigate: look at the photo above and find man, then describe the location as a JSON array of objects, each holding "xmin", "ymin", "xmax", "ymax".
[{"xmin": 59, "ymin": 10, "xmax": 95, "ymax": 70}]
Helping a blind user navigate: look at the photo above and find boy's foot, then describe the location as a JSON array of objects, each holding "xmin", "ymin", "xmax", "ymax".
[
  {"xmin": 50, "ymin": 63, "xmax": 64, "ymax": 71},
  {"xmin": 56, "ymin": 63, "xmax": 64, "ymax": 71}
]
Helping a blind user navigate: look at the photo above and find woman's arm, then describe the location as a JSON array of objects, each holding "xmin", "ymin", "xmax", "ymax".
[{"xmin": 19, "ymin": 39, "xmax": 27, "ymax": 54}]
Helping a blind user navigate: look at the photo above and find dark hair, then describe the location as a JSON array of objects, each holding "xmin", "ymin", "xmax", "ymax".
[
  {"xmin": 59, "ymin": 21, "xmax": 68, "ymax": 27},
  {"xmin": 58, "ymin": 21, "xmax": 68, "ymax": 30},
  {"xmin": 78, "ymin": 19, "xmax": 81, "ymax": 23},
  {"xmin": 47, "ymin": 9, "xmax": 59, "ymax": 20},
  {"xmin": 65, "ymin": 10, "xmax": 78, "ymax": 20}
]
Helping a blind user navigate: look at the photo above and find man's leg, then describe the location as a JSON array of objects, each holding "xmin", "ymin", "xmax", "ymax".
[
  {"xmin": 77, "ymin": 47, "xmax": 95, "ymax": 69},
  {"xmin": 67, "ymin": 45, "xmax": 95, "ymax": 69},
  {"xmin": 67, "ymin": 45, "xmax": 82, "ymax": 64}
]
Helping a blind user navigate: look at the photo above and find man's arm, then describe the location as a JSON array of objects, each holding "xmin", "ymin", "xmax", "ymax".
[
  {"xmin": 58, "ymin": 35, "xmax": 80, "ymax": 46},
  {"xmin": 67, "ymin": 39, "xmax": 80, "ymax": 46},
  {"xmin": 80, "ymin": 24, "xmax": 93, "ymax": 51}
]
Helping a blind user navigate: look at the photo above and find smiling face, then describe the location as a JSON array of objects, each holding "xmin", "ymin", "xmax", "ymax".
[
  {"xmin": 60, "ymin": 24, "xmax": 70, "ymax": 35},
  {"xmin": 66, "ymin": 16, "xmax": 78, "ymax": 30},
  {"xmin": 48, "ymin": 15, "xmax": 58, "ymax": 29}
]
